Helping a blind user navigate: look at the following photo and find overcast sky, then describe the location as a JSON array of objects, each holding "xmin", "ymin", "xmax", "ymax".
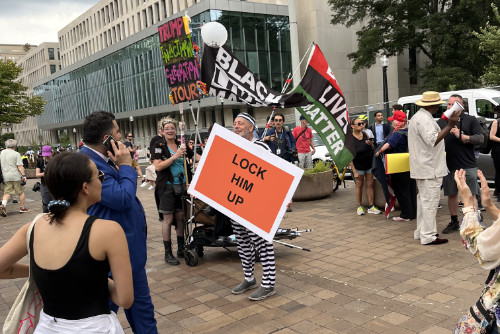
[{"xmin": 0, "ymin": 0, "xmax": 100, "ymax": 45}]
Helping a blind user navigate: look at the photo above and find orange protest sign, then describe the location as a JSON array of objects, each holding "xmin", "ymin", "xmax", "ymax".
[{"xmin": 188, "ymin": 124, "xmax": 304, "ymax": 242}]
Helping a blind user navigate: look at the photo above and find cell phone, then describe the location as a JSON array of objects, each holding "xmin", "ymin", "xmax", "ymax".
[{"xmin": 103, "ymin": 135, "xmax": 119, "ymax": 154}]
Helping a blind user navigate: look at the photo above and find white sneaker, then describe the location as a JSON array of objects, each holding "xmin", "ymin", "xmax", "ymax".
[
  {"xmin": 140, "ymin": 182, "xmax": 148, "ymax": 188},
  {"xmin": 148, "ymin": 185, "xmax": 155, "ymax": 191},
  {"xmin": 357, "ymin": 206, "xmax": 364, "ymax": 216},
  {"xmin": 368, "ymin": 206, "xmax": 382, "ymax": 214}
]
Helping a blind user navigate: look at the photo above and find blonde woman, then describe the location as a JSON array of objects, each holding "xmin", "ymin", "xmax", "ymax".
[{"xmin": 151, "ymin": 118, "xmax": 200, "ymax": 265}]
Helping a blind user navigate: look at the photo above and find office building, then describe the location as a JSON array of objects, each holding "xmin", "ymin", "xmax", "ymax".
[
  {"xmin": 30, "ymin": 0, "xmax": 421, "ymax": 148},
  {"xmin": 13, "ymin": 43, "xmax": 61, "ymax": 146}
]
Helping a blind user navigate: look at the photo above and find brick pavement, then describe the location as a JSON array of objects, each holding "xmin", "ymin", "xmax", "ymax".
[{"xmin": 0, "ymin": 178, "xmax": 493, "ymax": 333}]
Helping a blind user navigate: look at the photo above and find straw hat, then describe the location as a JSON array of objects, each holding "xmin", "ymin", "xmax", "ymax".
[{"xmin": 415, "ymin": 91, "xmax": 446, "ymax": 107}]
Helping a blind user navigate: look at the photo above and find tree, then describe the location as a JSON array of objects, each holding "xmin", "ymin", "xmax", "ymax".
[
  {"xmin": 0, "ymin": 60, "xmax": 45, "ymax": 123},
  {"xmin": 475, "ymin": 4, "xmax": 500, "ymax": 85},
  {"xmin": 328, "ymin": 0, "xmax": 499, "ymax": 91}
]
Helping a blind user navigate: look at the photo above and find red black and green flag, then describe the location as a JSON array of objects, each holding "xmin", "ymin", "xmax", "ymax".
[{"xmin": 293, "ymin": 45, "xmax": 354, "ymax": 170}]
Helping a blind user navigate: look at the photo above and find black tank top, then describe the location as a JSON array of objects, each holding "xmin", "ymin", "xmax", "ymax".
[{"xmin": 30, "ymin": 216, "xmax": 111, "ymax": 320}]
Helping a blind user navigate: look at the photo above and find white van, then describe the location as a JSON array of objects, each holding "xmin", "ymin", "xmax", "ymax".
[{"xmin": 397, "ymin": 88, "xmax": 500, "ymax": 120}]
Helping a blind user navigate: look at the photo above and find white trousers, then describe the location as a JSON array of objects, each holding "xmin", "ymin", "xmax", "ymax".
[
  {"xmin": 414, "ymin": 178, "xmax": 442, "ymax": 244},
  {"xmin": 35, "ymin": 309, "xmax": 124, "ymax": 334}
]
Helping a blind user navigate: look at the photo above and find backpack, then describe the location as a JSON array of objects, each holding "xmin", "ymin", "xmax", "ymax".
[{"xmin": 477, "ymin": 116, "xmax": 493, "ymax": 154}]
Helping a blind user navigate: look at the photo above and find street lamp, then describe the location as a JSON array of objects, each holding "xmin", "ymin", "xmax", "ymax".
[
  {"xmin": 129, "ymin": 116, "xmax": 134, "ymax": 135},
  {"xmin": 380, "ymin": 55, "xmax": 389, "ymax": 112},
  {"xmin": 72, "ymin": 127, "xmax": 77, "ymax": 147}
]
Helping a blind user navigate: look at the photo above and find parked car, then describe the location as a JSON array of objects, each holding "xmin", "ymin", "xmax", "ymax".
[{"xmin": 311, "ymin": 130, "xmax": 332, "ymax": 164}]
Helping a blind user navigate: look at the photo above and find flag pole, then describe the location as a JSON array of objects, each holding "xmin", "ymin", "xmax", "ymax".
[
  {"xmin": 179, "ymin": 103, "xmax": 189, "ymax": 186},
  {"xmin": 261, "ymin": 41, "xmax": 315, "ymax": 140}
]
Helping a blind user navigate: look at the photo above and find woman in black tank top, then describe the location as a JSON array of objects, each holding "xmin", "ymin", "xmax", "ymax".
[{"xmin": 0, "ymin": 152, "xmax": 133, "ymax": 333}]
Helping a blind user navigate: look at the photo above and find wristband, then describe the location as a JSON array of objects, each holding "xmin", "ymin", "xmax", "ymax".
[
  {"xmin": 21, "ymin": 175, "xmax": 25, "ymax": 177},
  {"xmin": 170, "ymin": 156, "xmax": 174, "ymax": 161}
]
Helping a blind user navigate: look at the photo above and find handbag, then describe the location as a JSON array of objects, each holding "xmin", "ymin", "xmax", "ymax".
[
  {"xmin": 455, "ymin": 270, "xmax": 498, "ymax": 334},
  {"xmin": 3, "ymin": 213, "xmax": 45, "ymax": 334}
]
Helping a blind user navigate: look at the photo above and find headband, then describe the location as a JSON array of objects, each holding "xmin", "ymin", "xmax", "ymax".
[{"xmin": 236, "ymin": 112, "xmax": 256, "ymax": 127}]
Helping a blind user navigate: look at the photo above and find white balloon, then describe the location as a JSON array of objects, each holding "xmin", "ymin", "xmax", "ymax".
[{"xmin": 201, "ymin": 22, "xmax": 228, "ymax": 48}]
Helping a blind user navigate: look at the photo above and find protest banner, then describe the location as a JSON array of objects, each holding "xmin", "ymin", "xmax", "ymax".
[
  {"xmin": 201, "ymin": 43, "xmax": 355, "ymax": 171},
  {"xmin": 158, "ymin": 15, "xmax": 199, "ymax": 104},
  {"xmin": 188, "ymin": 124, "xmax": 304, "ymax": 242},
  {"xmin": 201, "ymin": 45, "xmax": 309, "ymax": 108},
  {"xmin": 292, "ymin": 45, "xmax": 355, "ymax": 171}
]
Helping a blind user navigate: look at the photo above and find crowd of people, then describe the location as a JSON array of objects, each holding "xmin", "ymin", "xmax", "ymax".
[
  {"xmin": 347, "ymin": 91, "xmax": 490, "ymax": 247},
  {"xmin": 0, "ymin": 92, "xmax": 499, "ymax": 331}
]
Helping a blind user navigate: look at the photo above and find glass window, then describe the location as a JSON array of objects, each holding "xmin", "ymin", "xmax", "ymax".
[
  {"xmin": 48, "ymin": 48, "xmax": 54, "ymax": 60},
  {"xmin": 50, "ymin": 65, "xmax": 56, "ymax": 74},
  {"xmin": 258, "ymin": 51, "xmax": 270, "ymax": 84},
  {"xmin": 210, "ymin": 9, "xmax": 222, "ymax": 21},
  {"xmin": 477, "ymin": 99, "xmax": 495, "ymax": 118},
  {"xmin": 247, "ymin": 51, "xmax": 259, "ymax": 75},
  {"xmin": 270, "ymin": 51, "xmax": 281, "ymax": 74},
  {"xmin": 242, "ymin": 14, "xmax": 256, "ymax": 51}
]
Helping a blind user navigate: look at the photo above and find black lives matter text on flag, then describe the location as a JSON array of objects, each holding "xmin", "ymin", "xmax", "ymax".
[{"xmin": 201, "ymin": 45, "xmax": 309, "ymax": 108}]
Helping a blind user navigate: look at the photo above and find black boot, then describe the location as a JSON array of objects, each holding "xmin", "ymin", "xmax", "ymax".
[
  {"xmin": 177, "ymin": 236, "xmax": 185, "ymax": 258},
  {"xmin": 163, "ymin": 241, "xmax": 179, "ymax": 265}
]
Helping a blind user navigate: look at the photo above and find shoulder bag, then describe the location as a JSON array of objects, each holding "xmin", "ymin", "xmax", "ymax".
[{"xmin": 3, "ymin": 213, "xmax": 46, "ymax": 334}]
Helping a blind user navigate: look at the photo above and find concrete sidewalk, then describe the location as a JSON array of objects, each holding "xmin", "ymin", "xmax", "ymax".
[{"xmin": 0, "ymin": 179, "xmax": 491, "ymax": 333}]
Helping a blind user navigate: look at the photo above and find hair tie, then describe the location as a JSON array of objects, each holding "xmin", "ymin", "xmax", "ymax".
[{"xmin": 47, "ymin": 200, "xmax": 70, "ymax": 212}]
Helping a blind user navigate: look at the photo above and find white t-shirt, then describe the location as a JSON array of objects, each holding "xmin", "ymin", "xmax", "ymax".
[{"xmin": 0, "ymin": 149, "xmax": 23, "ymax": 182}]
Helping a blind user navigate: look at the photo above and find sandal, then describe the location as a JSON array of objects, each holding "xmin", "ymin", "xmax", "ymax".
[{"xmin": 393, "ymin": 217, "xmax": 410, "ymax": 222}]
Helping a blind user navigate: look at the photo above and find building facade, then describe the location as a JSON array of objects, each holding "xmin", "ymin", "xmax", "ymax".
[
  {"xmin": 28, "ymin": 0, "xmax": 420, "ymax": 148},
  {"xmin": 0, "ymin": 44, "xmax": 33, "ymax": 62},
  {"xmin": 13, "ymin": 43, "xmax": 62, "ymax": 146}
]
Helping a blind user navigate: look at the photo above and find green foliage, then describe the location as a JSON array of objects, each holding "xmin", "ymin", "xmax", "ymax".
[
  {"xmin": 0, "ymin": 60, "xmax": 45, "ymax": 124},
  {"xmin": 475, "ymin": 4, "xmax": 500, "ymax": 85},
  {"xmin": 328, "ymin": 0, "xmax": 498, "ymax": 91},
  {"xmin": 0, "ymin": 133, "xmax": 14, "ymax": 149},
  {"xmin": 59, "ymin": 132, "xmax": 70, "ymax": 146},
  {"xmin": 304, "ymin": 160, "xmax": 332, "ymax": 176}
]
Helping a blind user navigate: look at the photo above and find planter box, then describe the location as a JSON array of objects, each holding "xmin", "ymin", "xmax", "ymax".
[{"xmin": 292, "ymin": 170, "xmax": 333, "ymax": 201}]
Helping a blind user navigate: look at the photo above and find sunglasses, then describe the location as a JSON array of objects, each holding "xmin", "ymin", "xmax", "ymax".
[
  {"xmin": 274, "ymin": 119, "xmax": 283, "ymax": 122},
  {"xmin": 88, "ymin": 170, "xmax": 105, "ymax": 183},
  {"xmin": 355, "ymin": 122, "xmax": 364, "ymax": 126},
  {"xmin": 127, "ymin": 135, "xmax": 133, "ymax": 138}
]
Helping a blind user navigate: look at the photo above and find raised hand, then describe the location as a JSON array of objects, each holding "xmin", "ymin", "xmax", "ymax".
[{"xmin": 454, "ymin": 169, "xmax": 473, "ymax": 207}]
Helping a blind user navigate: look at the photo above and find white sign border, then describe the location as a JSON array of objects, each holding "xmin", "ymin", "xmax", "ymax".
[{"xmin": 188, "ymin": 123, "xmax": 304, "ymax": 242}]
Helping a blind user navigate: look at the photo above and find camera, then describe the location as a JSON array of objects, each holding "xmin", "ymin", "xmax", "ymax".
[
  {"xmin": 20, "ymin": 179, "xmax": 26, "ymax": 186},
  {"xmin": 32, "ymin": 182, "xmax": 41, "ymax": 192}
]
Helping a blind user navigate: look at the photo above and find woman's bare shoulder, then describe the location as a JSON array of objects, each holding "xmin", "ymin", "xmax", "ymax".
[{"xmin": 92, "ymin": 219, "xmax": 124, "ymax": 234}]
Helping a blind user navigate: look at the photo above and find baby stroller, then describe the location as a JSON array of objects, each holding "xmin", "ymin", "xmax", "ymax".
[{"xmin": 182, "ymin": 197, "xmax": 311, "ymax": 267}]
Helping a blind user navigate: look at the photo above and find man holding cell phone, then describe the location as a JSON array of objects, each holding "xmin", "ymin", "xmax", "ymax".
[{"xmin": 80, "ymin": 111, "xmax": 158, "ymax": 333}]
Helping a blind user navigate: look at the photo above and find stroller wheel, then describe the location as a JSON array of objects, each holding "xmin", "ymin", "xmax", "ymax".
[
  {"xmin": 185, "ymin": 249, "xmax": 199, "ymax": 267},
  {"xmin": 196, "ymin": 246, "xmax": 204, "ymax": 257}
]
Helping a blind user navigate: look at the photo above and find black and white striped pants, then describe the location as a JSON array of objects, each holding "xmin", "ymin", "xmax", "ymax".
[{"xmin": 231, "ymin": 222, "xmax": 276, "ymax": 288}]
